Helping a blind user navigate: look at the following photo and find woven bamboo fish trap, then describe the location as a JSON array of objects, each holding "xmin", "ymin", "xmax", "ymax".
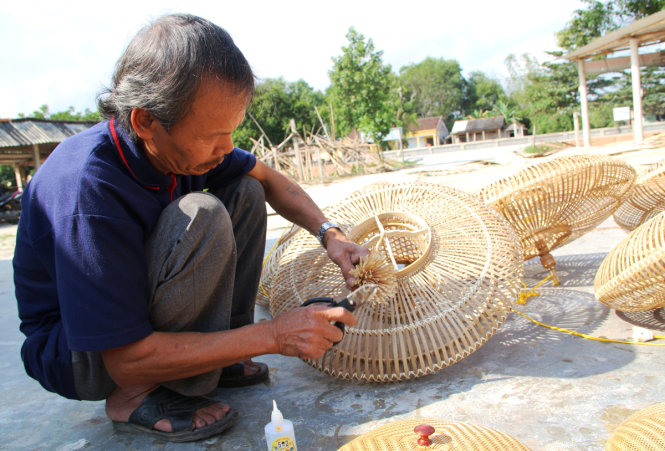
[
  {"xmin": 613, "ymin": 160, "xmax": 665, "ymax": 231},
  {"xmin": 338, "ymin": 418, "xmax": 530, "ymax": 450},
  {"xmin": 606, "ymin": 402, "xmax": 665, "ymax": 450},
  {"xmin": 479, "ymin": 154, "xmax": 636, "ymax": 284},
  {"xmin": 594, "ymin": 212, "xmax": 665, "ymax": 312},
  {"xmin": 257, "ymin": 183, "xmax": 391, "ymax": 307},
  {"xmin": 256, "ymin": 223, "xmax": 301, "ymax": 307},
  {"xmin": 269, "ymin": 182, "xmax": 524, "ymax": 382}
]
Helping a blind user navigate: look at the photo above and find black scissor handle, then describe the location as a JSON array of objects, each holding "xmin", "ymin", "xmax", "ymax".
[
  {"xmin": 301, "ymin": 296, "xmax": 335, "ymax": 307},
  {"xmin": 301, "ymin": 296, "xmax": 352, "ymax": 344}
]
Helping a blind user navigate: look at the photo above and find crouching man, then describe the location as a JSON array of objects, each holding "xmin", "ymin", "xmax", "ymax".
[{"xmin": 13, "ymin": 13, "xmax": 367, "ymax": 442}]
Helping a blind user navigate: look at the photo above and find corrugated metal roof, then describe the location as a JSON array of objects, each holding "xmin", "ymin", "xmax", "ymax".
[
  {"xmin": 0, "ymin": 119, "xmax": 96, "ymax": 149},
  {"xmin": 450, "ymin": 120, "xmax": 468, "ymax": 135},
  {"xmin": 450, "ymin": 116, "xmax": 505, "ymax": 135},
  {"xmin": 0, "ymin": 122, "xmax": 29, "ymax": 147}
]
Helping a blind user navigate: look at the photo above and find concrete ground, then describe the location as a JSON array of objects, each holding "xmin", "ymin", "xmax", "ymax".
[{"xmin": 1, "ymin": 138, "xmax": 664, "ymax": 450}]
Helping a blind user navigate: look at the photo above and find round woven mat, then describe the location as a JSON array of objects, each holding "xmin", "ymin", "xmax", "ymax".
[
  {"xmin": 606, "ymin": 402, "xmax": 665, "ymax": 450},
  {"xmin": 594, "ymin": 212, "xmax": 665, "ymax": 312},
  {"xmin": 479, "ymin": 154, "xmax": 635, "ymax": 270},
  {"xmin": 614, "ymin": 159, "xmax": 665, "ymax": 231},
  {"xmin": 269, "ymin": 182, "xmax": 524, "ymax": 382},
  {"xmin": 338, "ymin": 418, "xmax": 529, "ymax": 450}
]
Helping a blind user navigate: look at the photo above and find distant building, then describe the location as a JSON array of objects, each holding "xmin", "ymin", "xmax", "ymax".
[
  {"xmin": 449, "ymin": 116, "xmax": 526, "ymax": 144},
  {"xmin": 0, "ymin": 118, "xmax": 97, "ymax": 189},
  {"xmin": 406, "ymin": 116, "xmax": 449, "ymax": 148}
]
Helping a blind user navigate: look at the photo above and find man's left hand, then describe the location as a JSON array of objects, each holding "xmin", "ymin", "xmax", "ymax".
[{"xmin": 323, "ymin": 228, "xmax": 369, "ymax": 289}]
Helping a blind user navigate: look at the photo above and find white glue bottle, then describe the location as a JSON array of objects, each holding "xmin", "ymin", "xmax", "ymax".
[{"xmin": 264, "ymin": 400, "xmax": 298, "ymax": 451}]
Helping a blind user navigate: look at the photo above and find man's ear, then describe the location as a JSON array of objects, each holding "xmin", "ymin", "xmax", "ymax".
[{"xmin": 130, "ymin": 108, "xmax": 158, "ymax": 141}]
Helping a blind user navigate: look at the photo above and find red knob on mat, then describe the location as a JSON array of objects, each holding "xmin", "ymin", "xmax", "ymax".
[{"xmin": 414, "ymin": 424, "xmax": 435, "ymax": 446}]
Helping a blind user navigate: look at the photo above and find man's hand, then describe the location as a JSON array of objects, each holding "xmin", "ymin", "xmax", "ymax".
[
  {"xmin": 324, "ymin": 228, "xmax": 370, "ymax": 288},
  {"xmin": 270, "ymin": 304, "xmax": 357, "ymax": 359}
]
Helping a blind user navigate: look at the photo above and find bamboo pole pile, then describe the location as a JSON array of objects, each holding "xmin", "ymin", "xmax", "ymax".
[{"xmin": 249, "ymin": 120, "xmax": 392, "ymax": 183}]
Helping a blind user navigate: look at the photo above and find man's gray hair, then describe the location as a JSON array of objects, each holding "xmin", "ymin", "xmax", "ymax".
[{"xmin": 98, "ymin": 13, "xmax": 255, "ymax": 141}]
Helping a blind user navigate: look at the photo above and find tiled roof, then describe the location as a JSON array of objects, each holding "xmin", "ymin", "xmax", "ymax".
[{"xmin": 408, "ymin": 116, "xmax": 442, "ymax": 132}]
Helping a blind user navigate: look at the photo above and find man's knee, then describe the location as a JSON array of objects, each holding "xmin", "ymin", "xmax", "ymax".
[{"xmin": 177, "ymin": 191, "xmax": 232, "ymax": 233}]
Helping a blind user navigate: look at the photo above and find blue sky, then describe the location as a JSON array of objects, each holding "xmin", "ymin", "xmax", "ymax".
[{"xmin": 0, "ymin": 0, "xmax": 584, "ymax": 118}]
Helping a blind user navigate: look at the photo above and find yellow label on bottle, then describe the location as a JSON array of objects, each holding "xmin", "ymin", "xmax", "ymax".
[{"xmin": 270, "ymin": 436, "xmax": 296, "ymax": 451}]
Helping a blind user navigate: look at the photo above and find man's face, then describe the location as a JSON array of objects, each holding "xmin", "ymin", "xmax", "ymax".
[{"xmin": 143, "ymin": 78, "xmax": 249, "ymax": 176}]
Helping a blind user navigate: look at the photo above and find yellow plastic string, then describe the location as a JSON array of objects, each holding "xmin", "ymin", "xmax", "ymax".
[
  {"xmin": 510, "ymin": 308, "xmax": 665, "ymax": 346},
  {"xmin": 514, "ymin": 275, "xmax": 665, "ymax": 346},
  {"xmin": 516, "ymin": 274, "xmax": 553, "ymax": 305}
]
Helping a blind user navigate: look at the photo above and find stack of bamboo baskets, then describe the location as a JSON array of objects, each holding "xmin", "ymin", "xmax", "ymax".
[{"xmin": 258, "ymin": 152, "xmax": 665, "ymax": 381}]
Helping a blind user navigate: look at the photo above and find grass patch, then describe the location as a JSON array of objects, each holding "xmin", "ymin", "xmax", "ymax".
[
  {"xmin": 523, "ymin": 144, "xmax": 553, "ymax": 155},
  {"xmin": 385, "ymin": 160, "xmax": 418, "ymax": 170}
]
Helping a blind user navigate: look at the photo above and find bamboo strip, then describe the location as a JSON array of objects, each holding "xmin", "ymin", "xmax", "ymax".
[
  {"xmin": 594, "ymin": 212, "xmax": 665, "ymax": 312},
  {"xmin": 614, "ymin": 159, "xmax": 665, "ymax": 231}
]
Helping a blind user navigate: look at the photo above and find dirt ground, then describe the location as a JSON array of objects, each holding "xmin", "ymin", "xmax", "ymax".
[{"xmin": 0, "ymin": 224, "xmax": 17, "ymax": 260}]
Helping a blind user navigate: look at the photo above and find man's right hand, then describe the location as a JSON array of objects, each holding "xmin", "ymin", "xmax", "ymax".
[{"xmin": 270, "ymin": 304, "xmax": 357, "ymax": 359}]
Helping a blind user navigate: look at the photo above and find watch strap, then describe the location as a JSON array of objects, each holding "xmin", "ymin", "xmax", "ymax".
[{"xmin": 316, "ymin": 221, "xmax": 341, "ymax": 248}]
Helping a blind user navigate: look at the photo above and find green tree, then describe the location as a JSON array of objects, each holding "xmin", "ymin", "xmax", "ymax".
[
  {"xmin": 557, "ymin": 0, "xmax": 615, "ymax": 50},
  {"xmin": 601, "ymin": 67, "xmax": 665, "ymax": 119},
  {"xmin": 492, "ymin": 99, "xmax": 522, "ymax": 123},
  {"xmin": 19, "ymin": 104, "xmax": 101, "ymax": 122},
  {"xmin": 467, "ymin": 71, "xmax": 506, "ymax": 113},
  {"xmin": 557, "ymin": 0, "xmax": 665, "ymax": 50},
  {"xmin": 398, "ymin": 57, "xmax": 467, "ymax": 127},
  {"xmin": 328, "ymin": 28, "xmax": 399, "ymax": 143},
  {"xmin": 616, "ymin": 0, "xmax": 665, "ymax": 22},
  {"xmin": 506, "ymin": 0, "xmax": 664, "ymax": 134},
  {"xmin": 233, "ymin": 78, "xmax": 325, "ymax": 150}
]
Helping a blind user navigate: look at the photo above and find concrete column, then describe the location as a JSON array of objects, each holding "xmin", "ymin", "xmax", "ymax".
[
  {"xmin": 573, "ymin": 112, "xmax": 581, "ymax": 147},
  {"xmin": 577, "ymin": 60, "xmax": 591, "ymax": 147},
  {"xmin": 630, "ymin": 38, "xmax": 644, "ymax": 144},
  {"xmin": 31, "ymin": 144, "xmax": 43, "ymax": 171},
  {"xmin": 13, "ymin": 165, "xmax": 24, "ymax": 191}
]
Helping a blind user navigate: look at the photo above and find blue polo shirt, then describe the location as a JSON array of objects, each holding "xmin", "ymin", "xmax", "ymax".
[{"xmin": 13, "ymin": 119, "xmax": 256, "ymax": 399}]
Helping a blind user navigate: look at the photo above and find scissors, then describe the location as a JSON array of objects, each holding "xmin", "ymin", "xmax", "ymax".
[{"xmin": 301, "ymin": 284, "xmax": 379, "ymax": 344}]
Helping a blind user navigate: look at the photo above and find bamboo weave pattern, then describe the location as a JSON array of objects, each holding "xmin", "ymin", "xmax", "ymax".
[
  {"xmin": 479, "ymin": 155, "xmax": 635, "ymax": 275},
  {"xmin": 594, "ymin": 212, "xmax": 665, "ymax": 312},
  {"xmin": 614, "ymin": 159, "xmax": 665, "ymax": 231},
  {"xmin": 270, "ymin": 183, "xmax": 524, "ymax": 382},
  {"xmin": 257, "ymin": 182, "xmax": 391, "ymax": 307},
  {"xmin": 256, "ymin": 223, "xmax": 300, "ymax": 307},
  {"xmin": 606, "ymin": 402, "xmax": 665, "ymax": 450},
  {"xmin": 338, "ymin": 418, "xmax": 530, "ymax": 450}
]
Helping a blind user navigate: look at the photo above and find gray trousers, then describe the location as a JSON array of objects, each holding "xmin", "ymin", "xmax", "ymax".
[{"xmin": 72, "ymin": 176, "xmax": 267, "ymax": 400}]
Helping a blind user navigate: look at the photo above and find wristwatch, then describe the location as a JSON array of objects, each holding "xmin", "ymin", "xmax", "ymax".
[{"xmin": 316, "ymin": 221, "xmax": 341, "ymax": 248}]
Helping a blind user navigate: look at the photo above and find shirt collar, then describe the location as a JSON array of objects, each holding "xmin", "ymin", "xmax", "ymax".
[{"xmin": 108, "ymin": 117, "xmax": 175, "ymax": 190}]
